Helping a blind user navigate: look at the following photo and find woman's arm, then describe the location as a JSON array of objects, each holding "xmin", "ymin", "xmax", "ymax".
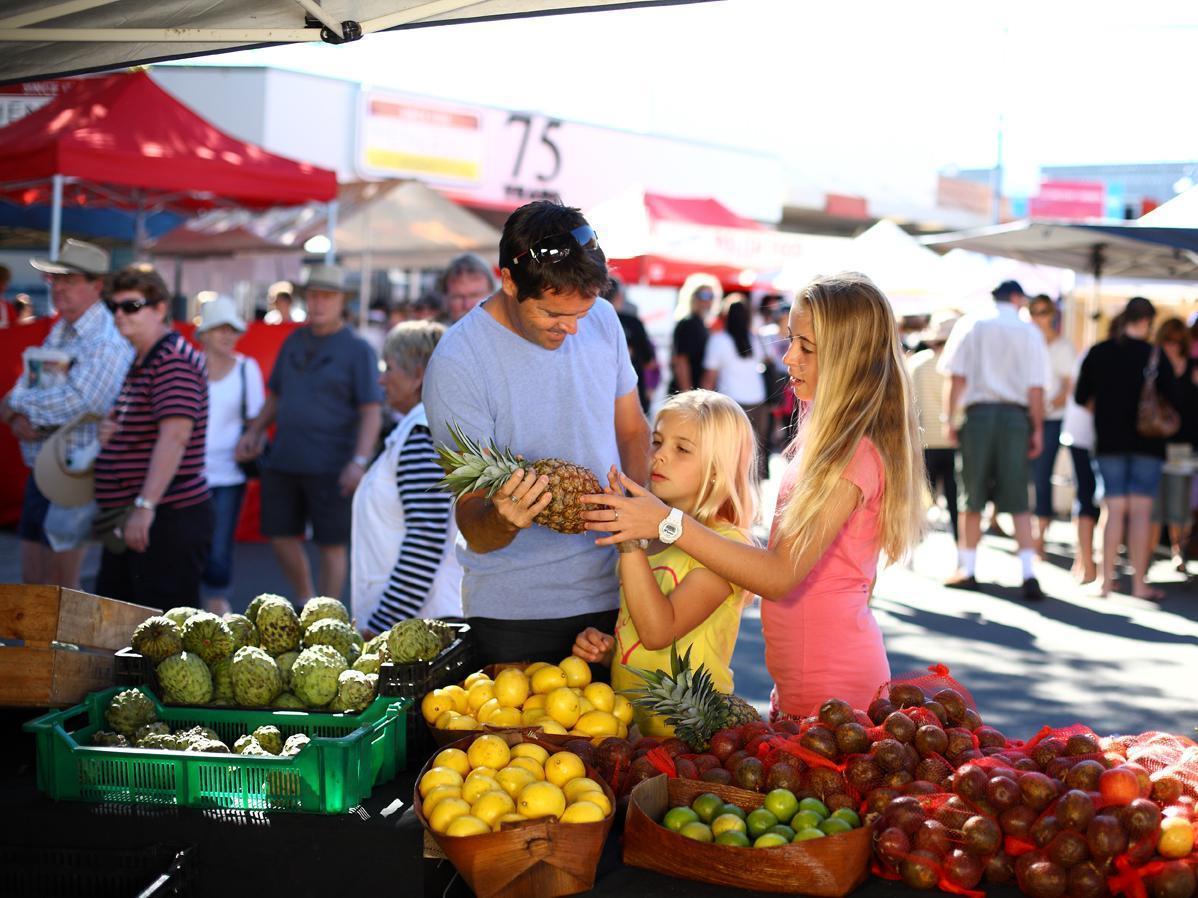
[
  {"xmin": 700, "ymin": 369, "xmax": 717, "ymax": 391},
  {"xmin": 617, "ymin": 547, "xmax": 735, "ymax": 650},
  {"xmin": 123, "ymin": 416, "xmax": 193, "ymax": 552}
]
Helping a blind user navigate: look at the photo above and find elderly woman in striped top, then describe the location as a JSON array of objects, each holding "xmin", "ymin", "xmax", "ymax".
[{"xmin": 351, "ymin": 320, "xmax": 462, "ymax": 635}]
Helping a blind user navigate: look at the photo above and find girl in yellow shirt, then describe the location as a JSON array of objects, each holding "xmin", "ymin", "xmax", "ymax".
[{"xmin": 572, "ymin": 390, "xmax": 757, "ymax": 737}]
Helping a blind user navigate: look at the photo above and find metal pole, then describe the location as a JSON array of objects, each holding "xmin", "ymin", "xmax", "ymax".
[
  {"xmin": 133, "ymin": 189, "xmax": 146, "ymax": 259},
  {"xmin": 359, "ymin": 202, "xmax": 372, "ymax": 331},
  {"xmin": 992, "ymin": 113, "xmax": 1004, "ymax": 225},
  {"xmin": 324, "ymin": 199, "xmax": 339, "ymax": 265},
  {"xmin": 49, "ymin": 174, "xmax": 64, "ymax": 259}
]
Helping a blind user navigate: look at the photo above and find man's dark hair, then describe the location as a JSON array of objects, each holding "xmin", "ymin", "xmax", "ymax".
[
  {"xmin": 1123, "ymin": 295, "xmax": 1155, "ymax": 324},
  {"xmin": 725, "ymin": 299, "xmax": 753, "ymax": 358},
  {"xmin": 601, "ymin": 276, "xmax": 623, "ymax": 303},
  {"xmin": 992, "ymin": 280, "xmax": 1025, "ymax": 301},
  {"xmin": 499, "ymin": 202, "xmax": 609, "ymax": 302},
  {"xmin": 108, "ymin": 265, "xmax": 170, "ymax": 307}
]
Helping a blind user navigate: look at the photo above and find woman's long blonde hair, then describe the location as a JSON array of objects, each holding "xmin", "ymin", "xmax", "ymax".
[
  {"xmin": 656, "ymin": 391, "xmax": 758, "ymax": 532},
  {"xmin": 775, "ymin": 273, "xmax": 926, "ymax": 565}
]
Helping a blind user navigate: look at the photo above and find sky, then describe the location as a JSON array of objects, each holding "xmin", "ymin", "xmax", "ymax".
[{"xmin": 182, "ymin": 0, "xmax": 1198, "ymax": 203}]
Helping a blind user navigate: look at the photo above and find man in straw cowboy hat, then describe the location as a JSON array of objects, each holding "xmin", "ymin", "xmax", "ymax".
[
  {"xmin": 0, "ymin": 239, "xmax": 133, "ymax": 588},
  {"xmin": 237, "ymin": 263, "xmax": 382, "ymax": 603}
]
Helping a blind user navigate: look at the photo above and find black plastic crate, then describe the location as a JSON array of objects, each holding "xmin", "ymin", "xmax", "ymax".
[
  {"xmin": 377, "ymin": 622, "xmax": 472, "ymax": 759},
  {"xmin": 0, "ymin": 843, "xmax": 197, "ymax": 897}
]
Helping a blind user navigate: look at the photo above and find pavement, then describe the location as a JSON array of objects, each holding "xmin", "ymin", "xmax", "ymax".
[{"xmin": 2, "ymin": 456, "xmax": 1194, "ymax": 741}]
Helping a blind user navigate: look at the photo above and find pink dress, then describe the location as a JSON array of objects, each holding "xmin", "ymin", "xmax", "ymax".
[{"xmin": 762, "ymin": 437, "xmax": 891, "ymax": 718}]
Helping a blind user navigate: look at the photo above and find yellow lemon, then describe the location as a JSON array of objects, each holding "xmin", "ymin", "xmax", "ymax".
[
  {"xmin": 421, "ymin": 689, "xmax": 455, "ymax": 724},
  {"xmin": 530, "ymin": 665, "xmax": 568, "ymax": 695},
  {"xmin": 433, "ymin": 748, "xmax": 471, "ymax": 778},
  {"xmin": 462, "ymin": 670, "xmax": 492, "ymax": 689},
  {"xmin": 422, "ymin": 785, "xmax": 463, "ymax": 816},
  {"xmin": 487, "ymin": 706, "xmax": 523, "ymax": 728},
  {"xmin": 573, "ymin": 710, "xmax": 619, "ymax": 739},
  {"xmin": 507, "ymin": 756, "xmax": 545, "ymax": 781},
  {"xmin": 545, "ymin": 686, "xmax": 581, "ymax": 728},
  {"xmin": 445, "ymin": 714, "xmax": 480, "ymax": 731},
  {"xmin": 481, "ymin": 697, "xmax": 507, "ymax": 723},
  {"xmin": 562, "ymin": 777, "xmax": 603, "ymax": 803},
  {"xmin": 495, "ymin": 766, "xmax": 536, "ymax": 800},
  {"xmin": 523, "ymin": 661, "xmax": 550, "ymax": 676},
  {"xmin": 522, "ymin": 694, "xmax": 547, "ymax": 711},
  {"xmin": 511, "ymin": 742, "xmax": 550, "ymax": 765},
  {"xmin": 560, "ymin": 800, "xmax": 606, "ymax": 824},
  {"xmin": 465, "ymin": 766, "xmax": 497, "ymax": 782},
  {"xmin": 428, "ymin": 797, "xmax": 472, "ymax": 833},
  {"xmin": 582, "ymin": 682, "xmax": 615, "ymax": 714},
  {"xmin": 493, "ymin": 668, "xmax": 531, "ymax": 708},
  {"xmin": 435, "ymin": 709, "xmax": 460, "ymax": 729},
  {"xmin": 467, "ymin": 681, "xmax": 495, "ymax": 713},
  {"xmin": 461, "ymin": 774, "xmax": 501, "ymax": 804},
  {"xmin": 419, "ymin": 766, "xmax": 463, "ymax": 797},
  {"xmin": 545, "ymin": 751, "xmax": 586, "ymax": 788},
  {"xmin": 441, "ymin": 684, "xmax": 470, "ymax": 714},
  {"xmin": 521, "ymin": 708, "xmax": 547, "ymax": 727},
  {"xmin": 577, "ymin": 695, "xmax": 595, "ymax": 715},
  {"xmin": 612, "ymin": 694, "xmax": 633, "ymax": 725},
  {"xmin": 538, "ymin": 720, "xmax": 568, "ymax": 735},
  {"xmin": 559, "ymin": 655, "xmax": 593, "ymax": 688},
  {"xmin": 575, "ymin": 790, "xmax": 611, "ymax": 816},
  {"xmin": 493, "ymin": 813, "xmax": 528, "ymax": 831},
  {"xmin": 445, "ymin": 814, "xmax": 491, "ymax": 837},
  {"xmin": 517, "ymin": 780, "xmax": 567, "ymax": 820},
  {"xmin": 471, "ymin": 789, "xmax": 516, "ymax": 827},
  {"xmin": 467, "ymin": 734, "xmax": 511, "ymax": 770}
]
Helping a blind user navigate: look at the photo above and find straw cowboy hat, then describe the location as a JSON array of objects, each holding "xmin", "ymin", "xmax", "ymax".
[
  {"xmin": 34, "ymin": 412, "xmax": 102, "ymax": 507},
  {"xmin": 30, "ymin": 239, "xmax": 110, "ymax": 276},
  {"xmin": 195, "ymin": 295, "xmax": 247, "ymax": 334},
  {"xmin": 299, "ymin": 264, "xmax": 353, "ymax": 294}
]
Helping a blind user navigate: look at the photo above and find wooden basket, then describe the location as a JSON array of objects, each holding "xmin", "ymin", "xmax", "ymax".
[
  {"xmin": 623, "ymin": 775, "xmax": 873, "ymax": 896},
  {"xmin": 0, "ymin": 584, "xmax": 157, "ymax": 707},
  {"xmin": 414, "ymin": 729, "xmax": 616, "ymax": 898}
]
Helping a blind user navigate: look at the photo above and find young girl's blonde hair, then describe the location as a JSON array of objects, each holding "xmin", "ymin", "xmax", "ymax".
[
  {"xmin": 775, "ymin": 272, "xmax": 926, "ymax": 565},
  {"xmin": 656, "ymin": 390, "xmax": 758, "ymax": 532}
]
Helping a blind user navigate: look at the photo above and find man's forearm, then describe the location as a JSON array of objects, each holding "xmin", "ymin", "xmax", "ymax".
[
  {"xmin": 247, "ymin": 394, "xmax": 278, "ymax": 435},
  {"xmin": 456, "ymin": 493, "xmax": 519, "ymax": 554},
  {"xmin": 618, "ymin": 424, "xmax": 651, "ymax": 486},
  {"xmin": 355, "ymin": 404, "xmax": 382, "ymax": 459},
  {"xmin": 946, "ymin": 375, "xmax": 966, "ymax": 421},
  {"xmin": 1028, "ymin": 386, "xmax": 1045, "ymax": 429},
  {"xmin": 671, "ymin": 355, "xmax": 691, "ymax": 392}
]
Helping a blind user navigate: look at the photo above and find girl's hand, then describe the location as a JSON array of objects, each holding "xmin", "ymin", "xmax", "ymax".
[
  {"xmin": 573, "ymin": 627, "xmax": 614, "ymax": 665},
  {"xmin": 580, "ymin": 468, "xmax": 669, "ymax": 546}
]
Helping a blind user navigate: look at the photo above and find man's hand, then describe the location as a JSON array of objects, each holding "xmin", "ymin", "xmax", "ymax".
[
  {"xmin": 1028, "ymin": 425, "xmax": 1043, "ymax": 460},
  {"xmin": 123, "ymin": 507, "xmax": 154, "ymax": 553},
  {"xmin": 235, "ymin": 429, "xmax": 266, "ymax": 462},
  {"xmin": 572, "ymin": 627, "xmax": 614, "ymax": 665},
  {"xmin": 338, "ymin": 460, "xmax": 365, "ymax": 497},
  {"xmin": 8, "ymin": 413, "xmax": 37, "ymax": 442},
  {"xmin": 98, "ymin": 415, "xmax": 118, "ymax": 447},
  {"xmin": 493, "ymin": 468, "xmax": 552, "ymax": 530},
  {"xmin": 945, "ymin": 423, "xmax": 958, "ymax": 447}
]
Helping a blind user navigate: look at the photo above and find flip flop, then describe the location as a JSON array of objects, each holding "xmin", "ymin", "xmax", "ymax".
[{"xmin": 1132, "ymin": 587, "xmax": 1166, "ymax": 601}]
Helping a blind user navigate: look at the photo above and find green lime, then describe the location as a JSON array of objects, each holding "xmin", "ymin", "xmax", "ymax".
[
  {"xmin": 819, "ymin": 816, "xmax": 853, "ymax": 836},
  {"xmin": 763, "ymin": 788, "xmax": 799, "ymax": 822},
  {"xmin": 830, "ymin": 807, "xmax": 861, "ymax": 829},
  {"xmin": 768, "ymin": 824, "xmax": 796, "ymax": 841},
  {"xmin": 715, "ymin": 830, "xmax": 752, "ymax": 847},
  {"xmin": 711, "ymin": 813, "xmax": 748, "ymax": 837},
  {"xmin": 679, "ymin": 821, "xmax": 714, "ymax": 842},
  {"xmin": 790, "ymin": 809, "xmax": 823, "ymax": 831},
  {"xmin": 753, "ymin": 832, "xmax": 789, "ymax": 848},
  {"xmin": 746, "ymin": 807, "xmax": 779, "ymax": 839},
  {"xmin": 663, "ymin": 806, "xmax": 700, "ymax": 832},
  {"xmin": 720, "ymin": 803, "xmax": 747, "ymax": 820},
  {"xmin": 798, "ymin": 797, "xmax": 830, "ymax": 819},
  {"xmin": 793, "ymin": 827, "xmax": 827, "ymax": 841},
  {"xmin": 690, "ymin": 792, "xmax": 725, "ymax": 824}
]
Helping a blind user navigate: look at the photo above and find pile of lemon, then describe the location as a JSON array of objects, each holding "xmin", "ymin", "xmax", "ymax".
[
  {"xmin": 420, "ymin": 658, "xmax": 633, "ymax": 739},
  {"xmin": 419, "ymin": 735, "xmax": 613, "ymax": 836}
]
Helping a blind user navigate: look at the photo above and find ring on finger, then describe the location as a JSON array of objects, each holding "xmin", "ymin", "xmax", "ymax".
[{"xmin": 614, "ymin": 510, "xmax": 620, "ymax": 521}]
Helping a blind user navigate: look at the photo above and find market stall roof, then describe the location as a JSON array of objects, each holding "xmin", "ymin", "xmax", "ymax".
[
  {"xmin": 0, "ymin": 70, "xmax": 337, "ymax": 210},
  {"xmin": 0, "ymin": 1, "xmax": 717, "ymax": 85},
  {"xmin": 1139, "ymin": 186, "xmax": 1198, "ymax": 227}
]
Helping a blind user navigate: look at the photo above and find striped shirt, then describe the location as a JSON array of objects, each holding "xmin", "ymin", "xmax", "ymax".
[
  {"xmin": 907, "ymin": 348, "xmax": 952, "ymax": 449},
  {"xmin": 95, "ymin": 331, "xmax": 210, "ymax": 510},
  {"xmin": 367, "ymin": 425, "xmax": 454, "ymax": 630}
]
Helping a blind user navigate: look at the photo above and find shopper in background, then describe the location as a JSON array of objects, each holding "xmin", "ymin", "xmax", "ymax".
[
  {"xmin": 195, "ymin": 296, "xmax": 264, "ymax": 615},
  {"xmin": 440, "ymin": 253, "xmax": 496, "ymax": 324},
  {"xmin": 1060, "ymin": 347, "xmax": 1101, "ymax": 586},
  {"xmin": 410, "ymin": 292, "xmax": 444, "ymax": 322},
  {"xmin": 605, "ymin": 276, "xmax": 659, "ymax": 414},
  {"xmin": 264, "ymin": 280, "xmax": 304, "ymax": 325},
  {"xmin": 1028, "ymin": 295, "xmax": 1076, "ymax": 557},
  {"xmin": 1147, "ymin": 317, "xmax": 1197, "ymax": 573},
  {"xmin": 94, "ymin": 265, "xmax": 212, "ymax": 610},
  {"xmin": 670, "ymin": 277, "xmax": 719, "ymax": 394},
  {"xmin": 701, "ymin": 297, "xmax": 770, "ymax": 479},
  {"xmin": 907, "ymin": 312, "xmax": 959, "ymax": 541}
]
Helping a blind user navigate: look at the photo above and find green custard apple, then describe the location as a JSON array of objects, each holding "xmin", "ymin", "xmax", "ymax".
[
  {"xmin": 282, "ymin": 733, "xmax": 311, "ymax": 756},
  {"xmin": 104, "ymin": 688, "xmax": 157, "ymax": 737},
  {"xmin": 181, "ymin": 612, "xmax": 236, "ymax": 665},
  {"xmin": 223, "ymin": 613, "xmax": 259, "ymax": 650},
  {"xmin": 275, "ymin": 650, "xmax": 300, "ymax": 690},
  {"xmin": 163, "ymin": 606, "xmax": 201, "ymax": 629},
  {"xmin": 352, "ymin": 653, "xmax": 380, "ymax": 675},
  {"xmin": 91, "ymin": 730, "xmax": 128, "ymax": 747},
  {"xmin": 272, "ymin": 692, "xmax": 305, "ymax": 709},
  {"xmin": 299, "ymin": 596, "xmax": 350, "ymax": 631},
  {"xmin": 246, "ymin": 593, "xmax": 288, "ymax": 625},
  {"xmin": 210, "ymin": 657, "xmax": 234, "ymax": 703},
  {"xmin": 185, "ymin": 738, "xmax": 230, "ymax": 753},
  {"xmin": 256, "ymin": 598, "xmax": 302, "ymax": 656},
  {"xmin": 157, "ymin": 651, "xmax": 213, "ymax": 705},
  {"xmin": 252, "ymin": 725, "xmax": 284, "ymax": 755},
  {"xmin": 302, "ymin": 618, "xmax": 361, "ymax": 664},
  {"xmin": 134, "ymin": 722, "xmax": 170, "ymax": 743},
  {"xmin": 386, "ymin": 619, "xmax": 442, "ymax": 664},
  {"xmin": 130, "ymin": 616, "xmax": 183, "ymax": 664},
  {"xmin": 230, "ymin": 646, "xmax": 283, "ymax": 707},
  {"xmin": 290, "ymin": 645, "xmax": 347, "ymax": 707},
  {"xmin": 329, "ymin": 669, "xmax": 375, "ymax": 713}
]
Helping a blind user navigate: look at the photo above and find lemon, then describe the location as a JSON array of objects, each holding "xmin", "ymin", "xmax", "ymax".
[
  {"xmin": 612, "ymin": 694, "xmax": 633, "ymax": 725},
  {"xmin": 471, "ymin": 789, "xmax": 516, "ymax": 827},
  {"xmin": 435, "ymin": 709, "xmax": 460, "ymax": 729},
  {"xmin": 493, "ymin": 813, "xmax": 528, "ymax": 831},
  {"xmin": 521, "ymin": 708, "xmax": 547, "ymax": 726},
  {"xmin": 488, "ymin": 706, "xmax": 523, "ymax": 728},
  {"xmin": 573, "ymin": 710, "xmax": 619, "ymax": 738},
  {"xmin": 467, "ymin": 734, "xmax": 511, "ymax": 770},
  {"xmin": 545, "ymin": 687, "xmax": 582, "ymax": 728},
  {"xmin": 421, "ymin": 689, "xmax": 455, "ymax": 724},
  {"xmin": 428, "ymin": 797, "xmax": 472, "ymax": 833},
  {"xmin": 522, "ymin": 693, "xmax": 547, "ymax": 711},
  {"xmin": 439, "ymin": 684, "xmax": 469, "ymax": 714},
  {"xmin": 495, "ymin": 766, "xmax": 536, "ymax": 799},
  {"xmin": 507, "ymin": 756, "xmax": 545, "ymax": 780},
  {"xmin": 493, "ymin": 668, "xmax": 531, "ymax": 708},
  {"xmin": 577, "ymin": 695, "xmax": 595, "ymax": 715},
  {"xmin": 582, "ymin": 682, "xmax": 615, "ymax": 713},
  {"xmin": 461, "ymin": 774, "xmax": 500, "ymax": 804},
  {"xmin": 419, "ymin": 766, "xmax": 463, "ymax": 797},
  {"xmin": 462, "ymin": 670, "xmax": 492, "ymax": 689},
  {"xmin": 511, "ymin": 742, "xmax": 550, "ymax": 765},
  {"xmin": 545, "ymin": 751, "xmax": 586, "ymax": 788},
  {"xmin": 422, "ymin": 785, "xmax": 463, "ymax": 816},
  {"xmin": 558, "ymin": 655, "xmax": 593, "ymax": 688},
  {"xmin": 538, "ymin": 720, "xmax": 568, "ymax": 735},
  {"xmin": 465, "ymin": 766, "xmax": 497, "ymax": 782},
  {"xmin": 445, "ymin": 714, "xmax": 480, "ymax": 731},
  {"xmin": 523, "ymin": 661, "xmax": 550, "ymax": 676},
  {"xmin": 433, "ymin": 748, "xmax": 471, "ymax": 778},
  {"xmin": 616, "ymin": 721, "xmax": 629, "ymax": 740},
  {"xmin": 445, "ymin": 814, "xmax": 491, "ymax": 837},
  {"xmin": 530, "ymin": 665, "xmax": 568, "ymax": 695},
  {"xmin": 467, "ymin": 680, "xmax": 495, "ymax": 712},
  {"xmin": 575, "ymin": 790, "xmax": 611, "ymax": 816},
  {"xmin": 560, "ymin": 801, "xmax": 606, "ymax": 824},
  {"xmin": 563, "ymin": 777, "xmax": 603, "ymax": 803},
  {"xmin": 517, "ymin": 780, "xmax": 567, "ymax": 819}
]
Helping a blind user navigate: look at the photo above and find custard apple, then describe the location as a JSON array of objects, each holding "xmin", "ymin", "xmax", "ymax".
[
  {"xmin": 257, "ymin": 598, "xmax": 302, "ymax": 656},
  {"xmin": 230, "ymin": 646, "xmax": 282, "ymax": 706},
  {"xmin": 91, "ymin": 730, "xmax": 128, "ymax": 747},
  {"xmin": 303, "ymin": 618, "xmax": 361, "ymax": 663},
  {"xmin": 299, "ymin": 596, "xmax": 350, "ymax": 631},
  {"xmin": 363, "ymin": 631, "xmax": 388, "ymax": 656},
  {"xmin": 252, "ymin": 725, "xmax": 284, "ymax": 755},
  {"xmin": 272, "ymin": 692, "xmax": 305, "ymax": 709},
  {"xmin": 275, "ymin": 650, "xmax": 299, "ymax": 690},
  {"xmin": 157, "ymin": 651, "xmax": 213, "ymax": 705},
  {"xmin": 246, "ymin": 593, "xmax": 287, "ymax": 625},
  {"xmin": 352, "ymin": 653, "xmax": 380, "ymax": 675},
  {"xmin": 139, "ymin": 733, "xmax": 182, "ymax": 750},
  {"xmin": 282, "ymin": 733, "xmax": 311, "ymax": 756},
  {"xmin": 386, "ymin": 619, "xmax": 442, "ymax": 663},
  {"xmin": 290, "ymin": 645, "xmax": 347, "ymax": 707},
  {"xmin": 210, "ymin": 657, "xmax": 234, "ymax": 703},
  {"xmin": 104, "ymin": 688, "xmax": 157, "ymax": 737},
  {"xmin": 427, "ymin": 619, "xmax": 455, "ymax": 650},
  {"xmin": 181, "ymin": 612, "xmax": 235, "ymax": 665},
  {"xmin": 130, "ymin": 616, "xmax": 183, "ymax": 664},
  {"xmin": 178, "ymin": 725, "xmax": 220, "ymax": 743},
  {"xmin": 134, "ymin": 722, "xmax": 171, "ymax": 742},
  {"xmin": 164, "ymin": 606, "xmax": 201, "ymax": 628},
  {"xmin": 234, "ymin": 736, "xmax": 270, "ymax": 756},
  {"xmin": 223, "ymin": 613, "xmax": 259, "ymax": 650},
  {"xmin": 329, "ymin": 669, "xmax": 375, "ymax": 713},
  {"xmin": 186, "ymin": 738, "xmax": 230, "ymax": 753}
]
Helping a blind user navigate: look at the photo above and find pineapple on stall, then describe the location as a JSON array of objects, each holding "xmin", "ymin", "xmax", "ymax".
[
  {"xmin": 435, "ymin": 423, "xmax": 603, "ymax": 535},
  {"xmin": 626, "ymin": 644, "xmax": 761, "ymax": 752}
]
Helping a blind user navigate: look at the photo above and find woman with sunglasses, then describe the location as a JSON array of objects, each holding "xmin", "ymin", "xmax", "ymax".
[{"xmin": 94, "ymin": 266, "xmax": 214, "ymax": 610}]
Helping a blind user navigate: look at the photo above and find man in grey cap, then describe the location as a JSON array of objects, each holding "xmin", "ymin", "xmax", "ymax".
[
  {"xmin": 0, "ymin": 239, "xmax": 134, "ymax": 588},
  {"xmin": 237, "ymin": 264, "xmax": 382, "ymax": 603}
]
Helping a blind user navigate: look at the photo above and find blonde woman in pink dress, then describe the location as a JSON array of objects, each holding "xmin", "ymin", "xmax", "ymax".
[{"xmin": 581, "ymin": 272, "xmax": 926, "ymax": 717}]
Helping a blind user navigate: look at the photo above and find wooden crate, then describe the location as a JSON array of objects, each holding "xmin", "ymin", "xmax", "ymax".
[{"xmin": 0, "ymin": 584, "xmax": 158, "ymax": 707}]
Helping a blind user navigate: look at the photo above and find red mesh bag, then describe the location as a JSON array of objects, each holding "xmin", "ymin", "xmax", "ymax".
[
  {"xmin": 1103, "ymin": 731, "xmax": 1198, "ymax": 802},
  {"xmin": 873, "ymin": 664, "xmax": 978, "ymax": 713}
]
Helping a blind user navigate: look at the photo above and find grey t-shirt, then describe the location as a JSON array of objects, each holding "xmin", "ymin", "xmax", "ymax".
[
  {"xmin": 267, "ymin": 326, "xmax": 382, "ymax": 474},
  {"xmin": 423, "ymin": 299, "xmax": 639, "ymax": 620}
]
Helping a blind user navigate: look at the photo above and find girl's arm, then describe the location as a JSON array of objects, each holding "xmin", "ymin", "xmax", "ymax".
[
  {"xmin": 618, "ymin": 547, "xmax": 735, "ymax": 650},
  {"xmin": 581, "ymin": 472, "xmax": 859, "ymax": 601}
]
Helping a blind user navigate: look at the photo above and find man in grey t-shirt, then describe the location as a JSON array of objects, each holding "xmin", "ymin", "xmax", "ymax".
[{"xmin": 424, "ymin": 202, "xmax": 650, "ymax": 664}]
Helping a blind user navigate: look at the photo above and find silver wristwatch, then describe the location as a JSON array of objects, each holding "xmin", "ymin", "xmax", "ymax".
[
  {"xmin": 658, "ymin": 507, "xmax": 684, "ymax": 544},
  {"xmin": 133, "ymin": 496, "xmax": 156, "ymax": 511}
]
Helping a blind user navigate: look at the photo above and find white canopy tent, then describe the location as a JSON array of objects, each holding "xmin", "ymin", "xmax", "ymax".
[{"xmin": 1139, "ymin": 186, "xmax": 1198, "ymax": 227}]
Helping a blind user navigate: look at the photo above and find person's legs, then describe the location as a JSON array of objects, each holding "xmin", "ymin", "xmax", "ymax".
[
  {"xmin": 271, "ymin": 538, "xmax": 314, "ymax": 601},
  {"xmin": 1101, "ymin": 497, "xmax": 1127, "ymax": 593},
  {"xmin": 201, "ymin": 484, "xmax": 245, "ymax": 614},
  {"xmin": 1127, "ymin": 456, "xmax": 1165, "ymax": 599},
  {"xmin": 993, "ymin": 408, "xmax": 1037, "ymax": 594},
  {"xmin": 94, "ymin": 545, "xmax": 133, "ymax": 604},
  {"xmin": 130, "ymin": 502, "xmax": 214, "ymax": 611},
  {"xmin": 1031, "ymin": 420, "xmax": 1062, "ymax": 555},
  {"xmin": 18, "ymin": 475, "xmax": 53, "ymax": 584},
  {"xmin": 49, "ymin": 546, "xmax": 88, "ymax": 590},
  {"xmin": 951, "ymin": 409, "xmax": 996, "ymax": 583},
  {"xmin": 1070, "ymin": 446, "xmax": 1099, "ymax": 583},
  {"xmin": 307, "ymin": 472, "xmax": 353, "ymax": 602},
  {"xmin": 261, "ymin": 468, "xmax": 312, "ymax": 600},
  {"xmin": 944, "ymin": 449, "xmax": 960, "ymax": 543},
  {"xmin": 316, "ymin": 545, "xmax": 348, "ymax": 599},
  {"xmin": 20, "ymin": 541, "xmax": 51, "ymax": 584}
]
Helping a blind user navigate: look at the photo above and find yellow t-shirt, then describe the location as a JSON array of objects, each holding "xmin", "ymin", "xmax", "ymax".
[{"xmin": 610, "ymin": 523, "xmax": 751, "ymax": 738}]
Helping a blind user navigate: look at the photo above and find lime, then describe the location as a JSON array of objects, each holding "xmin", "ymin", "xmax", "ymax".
[
  {"xmin": 768, "ymin": 824, "xmax": 796, "ymax": 841},
  {"xmin": 746, "ymin": 807, "xmax": 779, "ymax": 839},
  {"xmin": 663, "ymin": 806, "xmax": 700, "ymax": 832},
  {"xmin": 711, "ymin": 813, "xmax": 749, "ymax": 837},
  {"xmin": 720, "ymin": 803, "xmax": 747, "ymax": 820},
  {"xmin": 819, "ymin": 816, "xmax": 853, "ymax": 836},
  {"xmin": 715, "ymin": 830, "xmax": 752, "ymax": 847},
  {"xmin": 798, "ymin": 797, "xmax": 830, "ymax": 819},
  {"xmin": 793, "ymin": 827, "xmax": 827, "ymax": 841},
  {"xmin": 830, "ymin": 807, "xmax": 861, "ymax": 829},
  {"xmin": 763, "ymin": 788, "xmax": 800, "ymax": 822},
  {"xmin": 690, "ymin": 792, "xmax": 725, "ymax": 824},
  {"xmin": 753, "ymin": 832, "xmax": 789, "ymax": 848},
  {"xmin": 679, "ymin": 821, "xmax": 714, "ymax": 842},
  {"xmin": 790, "ymin": 809, "xmax": 823, "ymax": 831}
]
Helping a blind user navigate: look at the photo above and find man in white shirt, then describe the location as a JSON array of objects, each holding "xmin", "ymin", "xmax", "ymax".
[{"xmin": 938, "ymin": 281, "xmax": 1050, "ymax": 599}]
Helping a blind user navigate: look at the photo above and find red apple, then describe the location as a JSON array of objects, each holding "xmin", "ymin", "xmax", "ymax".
[{"xmin": 1098, "ymin": 767, "xmax": 1141, "ymax": 806}]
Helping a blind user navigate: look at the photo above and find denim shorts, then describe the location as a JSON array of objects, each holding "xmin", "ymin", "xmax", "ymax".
[
  {"xmin": 18, "ymin": 474, "xmax": 50, "ymax": 545},
  {"xmin": 1095, "ymin": 454, "xmax": 1163, "ymax": 499}
]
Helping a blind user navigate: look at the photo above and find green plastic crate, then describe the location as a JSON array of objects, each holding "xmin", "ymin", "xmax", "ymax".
[{"xmin": 24, "ymin": 686, "xmax": 411, "ymax": 814}]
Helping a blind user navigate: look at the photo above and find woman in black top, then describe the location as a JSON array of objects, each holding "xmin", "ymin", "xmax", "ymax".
[
  {"xmin": 1075, "ymin": 297, "xmax": 1182, "ymax": 599},
  {"xmin": 1147, "ymin": 317, "xmax": 1198, "ymax": 573}
]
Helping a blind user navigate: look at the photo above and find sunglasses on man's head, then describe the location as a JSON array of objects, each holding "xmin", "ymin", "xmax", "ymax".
[
  {"xmin": 106, "ymin": 297, "xmax": 160, "ymax": 315},
  {"xmin": 511, "ymin": 225, "xmax": 600, "ymax": 266}
]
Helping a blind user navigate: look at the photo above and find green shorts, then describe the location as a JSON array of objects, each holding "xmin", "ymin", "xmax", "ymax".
[{"xmin": 958, "ymin": 404, "xmax": 1031, "ymax": 515}]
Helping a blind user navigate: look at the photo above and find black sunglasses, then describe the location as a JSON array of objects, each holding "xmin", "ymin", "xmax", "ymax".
[
  {"xmin": 511, "ymin": 225, "xmax": 599, "ymax": 266},
  {"xmin": 106, "ymin": 297, "xmax": 161, "ymax": 315}
]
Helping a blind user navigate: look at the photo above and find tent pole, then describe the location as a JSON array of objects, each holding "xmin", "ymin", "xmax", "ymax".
[
  {"xmin": 49, "ymin": 174, "xmax": 64, "ymax": 258},
  {"xmin": 359, "ymin": 201, "xmax": 372, "ymax": 332},
  {"xmin": 133, "ymin": 190, "xmax": 147, "ymax": 259},
  {"xmin": 324, "ymin": 199, "xmax": 338, "ymax": 265}
]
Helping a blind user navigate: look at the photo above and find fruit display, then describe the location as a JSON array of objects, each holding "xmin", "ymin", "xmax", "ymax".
[
  {"xmin": 657, "ymin": 787, "xmax": 865, "ymax": 848},
  {"xmin": 436, "ymin": 423, "xmax": 603, "ymax": 534}
]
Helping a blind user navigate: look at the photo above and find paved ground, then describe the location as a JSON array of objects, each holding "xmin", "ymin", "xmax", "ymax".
[{"xmin": 3, "ymin": 457, "xmax": 1194, "ymax": 741}]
